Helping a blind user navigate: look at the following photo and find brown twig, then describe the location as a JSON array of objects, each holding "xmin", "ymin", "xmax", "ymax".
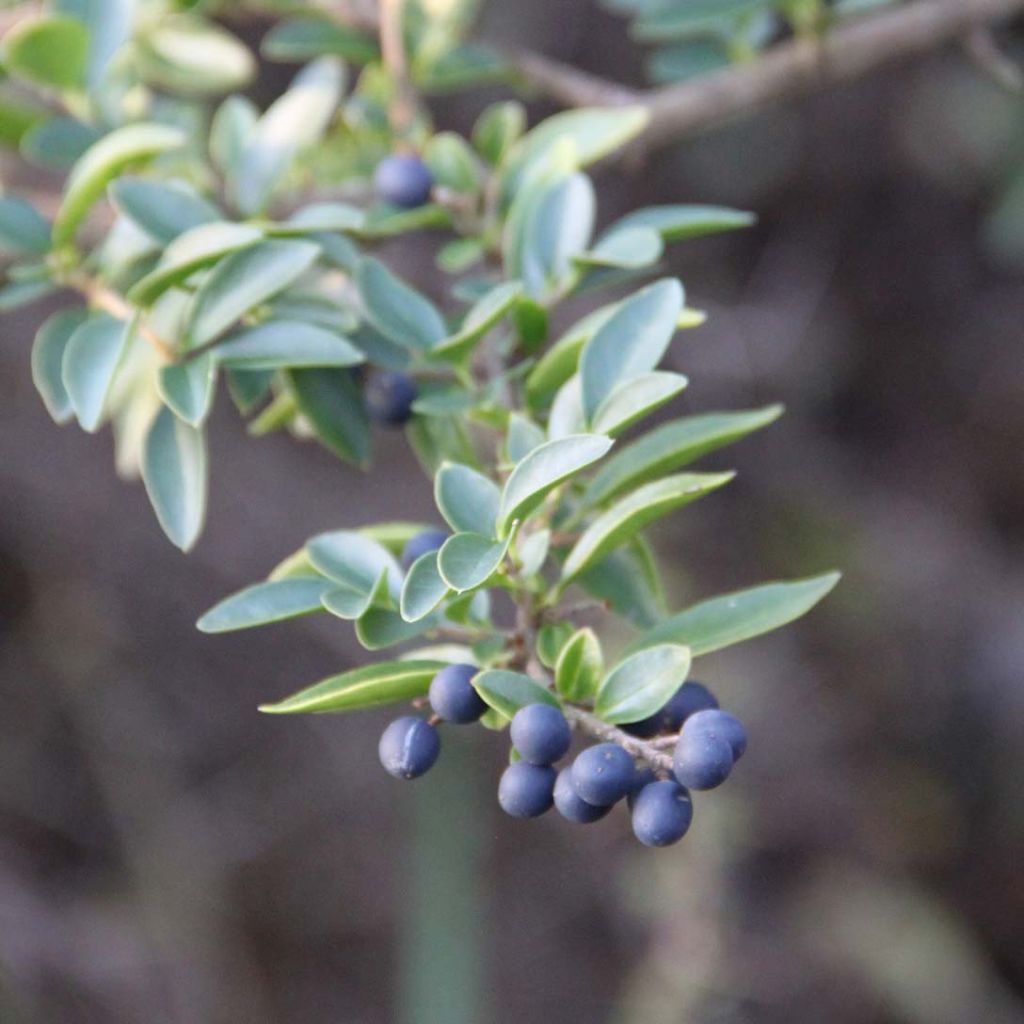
[
  {"xmin": 563, "ymin": 706, "xmax": 674, "ymax": 773},
  {"xmin": 378, "ymin": 0, "xmax": 417, "ymax": 139}
]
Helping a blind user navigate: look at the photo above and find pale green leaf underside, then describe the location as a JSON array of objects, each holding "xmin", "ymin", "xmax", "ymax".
[
  {"xmin": 197, "ymin": 577, "xmax": 331, "ymax": 632},
  {"xmin": 472, "ymin": 669, "xmax": 559, "ymax": 719},
  {"xmin": 400, "ymin": 552, "xmax": 451, "ymax": 622}
]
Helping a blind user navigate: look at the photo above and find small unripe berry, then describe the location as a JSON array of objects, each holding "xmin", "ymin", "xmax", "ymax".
[
  {"xmin": 510, "ymin": 703, "xmax": 571, "ymax": 765},
  {"xmin": 378, "ymin": 716, "xmax": 440, "ymax": 779},
  {"xmin": 631, "ymin": 780, "xmax": 693, "ymax": 848},
  {"xmin": 553, "ymin": 768, "xmax": 612, "ymax": 823},
  {"xmin": 400, "ymin": 528, "xmax": 448, "ymax": 571},
  {"xmin": 374, "ymin": 153, "xmax": 433, "ymax": 208},
  {"xmin": 366, "ymin": 371, "xmax": 417, "ymax": 426},
  {"xmin": 570, "ymin": 743, "xmax": 635, "ymax": 807},
  {"xmin": 498, "ymin": 762, "xmax": 556, "ymax": 818},
  {"xmin": 672, "ymin": 730, "xmax": 733, "ymax": 790},
  {"xmin": 626, "ymin": 765, "xmax": 659, "ymax": 810},
  {"xmin": 684, "ymin": 708, "xmax": 747, "ymax": 761},
  {"xmin": 429, "ymin": 663, "xmax": 486, "ymax": 724}
]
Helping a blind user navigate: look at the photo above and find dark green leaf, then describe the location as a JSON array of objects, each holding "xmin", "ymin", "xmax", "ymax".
[
  {"xmin": 432, "ymin": 280, "xmax": 523, "ymax": 361},
  {"xmin": 214, "ymin": 320, "xmax": 364, "ymax": 370},
  {"xmin": 197, "ymin": 577, "xmax": 331, "ymax": 633},
  {"xmin": 261, "ymin": 16, "xmax": 378, "ymax": 64},
  {"xmin": 31, "ymin": 309, "xmax": 86, "ymax": 423},
  {"xmin": 629, "ymin": 572, "xmax": 842, "ymax": 656},
  {"xmin": 580, "ymin": 278, "xmax": 683, "ymax": 421},
  {"xmin": 582, "ymin": 404, "xmax": 783, "ymax": 508},
  {"xmin": 356, "ymin": 257, "xmax": 446, "ymax": 352},
  {"xmin": 497, "ymin": 433, "xmax": 613, "ymax": 535},
  {"xmin": 0, "ymin": 196, "xmax": 51, "ymax": 254},
  {"xmin": 53, "ymin": 123, "xmax": 187, "ymax": 246},
  {"xmin": 355, "ymin": 607, "xmax": 437, "ymax": 650},
  {"xmin": 288, "ymin": 367, "xmax": 372, "ymax": 465},
  {"xmin": 434, "ymin": 462, "xmax": 500, "ymax": 536},
  {"xmin": 158, "ymin": 354, "xmax": 216, "ymax": 427},
  {"xmin": 141, "ymin": 404, "xmax": 208, "ymax": 551},
  {"xmin": 186, "ymin": 239, "xmax": 320, "ymax": 348},
  {"xmin": 594, "ymin": 644, "xmax": 691, "ymax": 724},
  {"xmin": 472, "ymin": 669, "xmax": 559, "ymax": 718},
  {"xmin": 259, "ymin": 659, "xmax": 445, "ymax": 714},
  {"xmin": 109, "ymin": 176, "xmax": 220, "ymax": 244},
  {"xmin": 20, "ymin": 116, "xmax": 100, "ymax": 172}
]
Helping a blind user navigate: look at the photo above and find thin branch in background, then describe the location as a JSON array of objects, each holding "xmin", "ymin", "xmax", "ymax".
[
  {"xmin": 963, "ymin": 26, "xmax": 1024, "ymax": 91},
  {"xmin": 378, "ymin": 0, "xmax": 417, "ymax": 139}
]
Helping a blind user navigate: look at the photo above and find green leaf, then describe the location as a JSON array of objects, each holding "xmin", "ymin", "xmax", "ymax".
[
  {"xmin": 186, "ymin": 239, "xmax": 320, "ymax": 347},
  {"xmin": 594, "ymin": 644, "xmax": 691, "ymax": 724},
  {"xmin": 591, "ymin": 370, "xmax": 688, "ymax": 436},
  {"xmin": 516, "ymin": 527, "xmax": 550, "ymax": 576},
  {"xmin": 575, "ymin": 225, "xmax": 663, "ymax": 270},
  {"xmin": 580, "ymin": 278, "xmax": 683, "ymax": 422},
  {"xmin": 279, "ymin": 202, "xmax": 366, "ymax": 234},
  {"xmin": 563, "ymin": 472, "xmax": 734, "ymax": 585},
  {"xmin": 424, "ymin": 131, "xmax": 481, "ymax": 194},
  {"xmin": 356, "ymin": 257, "xmax": 446, "ymax": 352},
  {"xmin": 355, "ymin": 607, "xmax": 437, "ymax": 650},
  {"xmin": 629, "ymin": 572, "xmax": 842, "ymax": 657},
  {"xmin": 31, "ymin": 309, "xmax": 86, "ymax": 423},
  {"xmin": 53, "ymin": 123, "xmax": 187, "ymax": 246},
  {"xmin": 576, "ymin": 539, "xmax": 666, "ymax": 630},
  {"xmin": 138, "ymin": 15, "xmax": 255, "ymax": 96},
  {"xmin": 547, "ymin": 376, "xmax": 585, "ymax": 440},
  {"xmin": 497, "ymin": 433, "xmax": 613, "ymax": 536},
  {"xmin": 437, "ymin": 532, "xmax": 511, "ymax": 592},
  {"xmin": 437, "ymin": 237, "xmax": 485, "ymax": 274},
  {"xmin": 360, "ymin": 522, "xmax": 438, "ymax": 556},
  {"xmin": 634, "ymin": 0, "xmax": 770, "ymax": 41},
  {"xmin": 555, "ymin": 628, "xmax": 603, "ymax": 702},
  {"xmin": 62, "ymin": 313, "xmax": 133, "ymax": 432},
  {"xmin": 209, "ymin": 95, "xmax": 257, "ymax": 179},
  {"xmin": 521, "ymin": 173, "xmax": 595, "ymax": 296},
  {"xmin": 647, "ymin": 41, "xmax": 730, "ymax": 84},
  {"xmin": 0, "ymin": 196, "xmax": 51, "ymax": 255},
  {"xmin": 524, "ymin": 302, "xmax": 618, "ymax": 408},
  {"xmin": 400, "ymin": 552, "xmax": 452, "ymax": 622},
  {"xmin": 472, "ymin": 669, "xmax": 559, "ymax": 719},
  {"xmin": 20, "ymin": 116, "xmax": 100, "ymax": 172},
  {"xmin": 307, "ymin": 530, "xmax": 401, "ymax": 597},
  {"xmin": 582, "ymin": 404, "xmax": 783, "ymax": 508},
  {"xmin": 109, "ymin": 176, "xmax": 220, "ymax": 244},
  {"xmin": 321, "ymin": 585, "xmax": 377, "ymax": 621},
  {"xmin": 506, "ymin": 106, "xmax": 649, "ymax": 182},
  {"xmin": 234, "ymin": 58, "xmax": 344, "ymax": 214},
  {"xmin": 127, "ymin": 222, "xmax": 264, "ymax": 306},
  {"xmin": 472, "ymin": 100, "xmax": 526, "ymax": 165},
  {"xmin": 213, "ymin": 320, "xmax": 364, "ymax": 370},
  {"xmin": 432, "ymin": 280, "xmax": 523, "ymax": 361},
  {"xmin": 261, "ymin": 16, "xmax": 378, "ymax": 64},
  {"xmin": 4, "ymin": 16, "xmax": 88, "ymax": 90},
  {"xmin": 0, "ymin": 279, "xmax": 56, "ymax": 310},
  {"xmin": 158, "ymin": 355, "xmax": 216, "ymax": 427},
  {"xmin": 505, "ymin": 413, "xmax": 545, "ymax": 463},
  {"xmin": 197, "ymin": 577, "xmax": 331, "ymax": 633},
  {"xmin": 141, "ymin": 405, "xmax": 208, "ymax": 551},
  {"xmin": 57, "ymin": 0, "xmax": 135, "ymax": 86},
  {"xmin": 537, "ymin": 621, "xmax": 574, "ymax": 669},
  {"xmin": 609, "ymin": 204, "xmax": 756, "ymax": 241},
  {"xmin": 259, "ymin": 659, "xmax": 445, "ymax": 714},
  {"xmin": 434, "ymin": 462, "xmax": 500, "ymax": 536}
]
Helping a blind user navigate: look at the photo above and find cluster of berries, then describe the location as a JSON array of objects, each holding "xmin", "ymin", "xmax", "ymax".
[{"xmin": 378, "ymin": 660, "xmax": 748, "ymax": 849}]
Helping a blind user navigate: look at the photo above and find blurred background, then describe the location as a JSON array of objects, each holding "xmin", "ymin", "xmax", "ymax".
[{"xmin": 2, "ymin": 2, "xmax": 1024, "ymax": 1022}]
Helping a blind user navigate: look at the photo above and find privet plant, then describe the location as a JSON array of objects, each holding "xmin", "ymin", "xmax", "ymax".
[{"xmin": 1, "ymin": 0, "xmax": 840, "ymax": 849}]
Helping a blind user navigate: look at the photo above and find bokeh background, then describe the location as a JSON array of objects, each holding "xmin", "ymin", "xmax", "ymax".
[{"xmin": 2, "ymin": 3, "xmax": 1023, "ymax": 1022}]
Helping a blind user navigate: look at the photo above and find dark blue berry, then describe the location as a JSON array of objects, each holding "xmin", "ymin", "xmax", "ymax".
[
  {"xmin": 400, "ymin": 529, "xmax": 448, "ymax": 571},
  {"xmin": 684, "ymin": 708, "xmax": 747, "ymax": 761},
  {"xmin": 622, "ymin": 681, "xmax": 718, "ymax": 738},
  {"xmin": 378, "ymin": 716, "xmax": 440, "ymax": 779},
  {"xmin": 366, "ymin": 371, "xmax": 417, "ymax": 426},
  {"xmin": 631, "ymin": 780, "xmax": 693, "ymax": 847},
  {"xmin": 498, "ymin": 762, "xmax": 556, "ymax": 818},
  {"xmin": 672, "ymin": 730, "xmax": 733, "ymax": 790},
  {"xmin": 553, "ymin": 768, "xmax": 612, "ymax": 823},
  {"xmin": 428, "ymin": 663, "xmax": 486, "ymax": 724},
  {"xmin": 374, "ymin": 154, "xmax": 433, "ymax": 208},
  {"xmin": 660, "ymin": 681, "xmax": 719, "ymax": 732},
  {"xmin": 510, "ymin": 703, "xmax": 571, "ymax": 765},
  {"xmin": 626, "ymin": 765, "xmax": 659, "ymax": 810},
  {"xmin": 570, "ymin": 743, "xmax": 635, "ymax": 807}
]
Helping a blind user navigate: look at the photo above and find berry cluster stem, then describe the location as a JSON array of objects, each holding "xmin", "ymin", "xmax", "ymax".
[{"xmin": 562, "ymin": 706, "xmax": 675, "ymax": 774}]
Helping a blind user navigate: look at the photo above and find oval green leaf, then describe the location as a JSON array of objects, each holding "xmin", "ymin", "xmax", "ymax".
[
  {"xmin": 259, "ymin": 659, "xmax": 445, "ymax": 714},
  {"xmin": 356, "ymin": 256, "xmax": 446, "ymax": 352},
  {"xmin": 591, "ymin": 370, "xmax": 688, "ymax": 437},
  {"xmin": 472, "ymin": 669, "xmax": 559, "ymax": 719},
  {"xmin": 594, "ymin": 644, "xmax": 691, "ymax": 724},
  {"xmin": 400, "ymin": 552, "xmax": 452, "ymax": 622},
  {"xmin": 497, "ymin": 433, "xmax": 613, "ymax": 536},
  {"xmin": 434, "ymin": 462, "xmax": 500, "ymax": 537},
  {"xmin": 158, "ymin": 354, "xmax": 216, "ymax": 427},
  {"xmin": 62, "ymin": 312, "xmax": 133, "ymax": 432},
  {"xmin": 555, "ymin": 627, "xmax": 603, "ymax": 702},
  {"xmin": 32, "ymin": 308, "xmax": 86, "ymax": 423},
  {"xmin": 213, "ymin": 320, "xmax": 364, "ymax": 370},
  {"xmin": 197, "ymin": 577, "xmax": 332, "ymax": 633},
  {"xmin": 437, "ymin": 532, "xmax": 510, "ymax": 592}
]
